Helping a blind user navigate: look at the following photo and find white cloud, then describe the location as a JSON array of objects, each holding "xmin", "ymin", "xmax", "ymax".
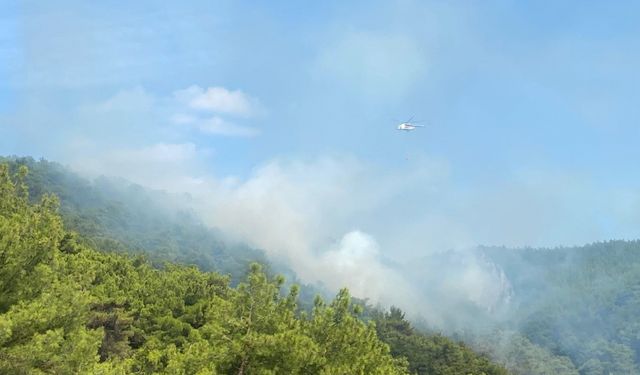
[
  {"xmin": 174, "ymin": 115, "xmax": 259, "ymax": 137},
  {"xmin": 170, "ymin": 85, "xmax": 262, "ymax": 137},
  {"xmin": 56, "ymin": 84, "xmax": 262, "ymax": 193},
  {"xmin": 174, "ymin": 85, "xmax": 259, "ymax": 117},
  {"xmin": 72, "ymin": 85, "xmax": 263, "ymax": 142},
  {"xmin": 198, "ymin": 116, "xmax": 259, "ymax": 137}
]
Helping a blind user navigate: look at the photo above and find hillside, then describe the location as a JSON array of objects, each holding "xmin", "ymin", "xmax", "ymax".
[
  {"xmin": 8, "ymin": 156, "xmax": 640, "ymax": 374},
  {"xmin": 408, "ymin": 242, "xmax": 640, "ymax": 374},
  {"xmin": 484, "ymin": 243, "xmax": 640, "ymax": 374},
  {"xmin": 0, "ymin": 163, "xmax": 411, "ymax": 373},
  {"xmin": 0, "ymin": 159, "xmax": 508, "ymax": 374},
  {"xmin": 1, "ymin": 156, "xmax": 270, "ymax": 284}
]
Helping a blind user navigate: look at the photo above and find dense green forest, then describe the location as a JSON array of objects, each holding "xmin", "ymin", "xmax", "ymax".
[
  {"xmin": 0, "ymin": 158, "xmax": 507, "ymax": 373},
  {"xmin": 1, "ymin": 156, "xmax": 323, "ymax": 308},
  {"xmin": 7, "ymin": 156, "xmax": 640, "ymax": 374},
  {"xmin": 0, "ymin": 156, "xmax": 269, "ymax": 284},
  {"xmin": 481, "ymin": 242, "xmax": 640, "ymax": 374},
  {"xmin": 7, "ymin": 158, "xmax": 640, "ymax": 375},
  {"xmin": 409, "ymin": 242, "xmax": 640, "ymax": 374}
]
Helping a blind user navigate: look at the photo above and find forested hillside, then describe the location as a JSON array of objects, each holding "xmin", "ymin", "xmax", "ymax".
[
  {"xmin": 409, "ymin": 242, "xmax": 640, "ymax": 374},
  {"xmin": 482, "ymin": 243, "xmax": 640, "ymax": 374},
  {"xmin": 8, "ymin": 156, "xmax": 640, "ymax": 374},
  {"xmin": 0, "ymin": 163, "xmax": 405, "ymax": 374},
  {"xmin": 373, "ymin": 308, "xmax": 507, "ymax": 375},
  {"xmin": 1, "ymin": 156, "xmax": 269, "ymax": 284},
  {"xmin": 0, "ymin": 160, "xmax": 508, "ymax": 373}
]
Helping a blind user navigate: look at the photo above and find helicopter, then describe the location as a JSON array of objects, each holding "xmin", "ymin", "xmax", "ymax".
[{"xmin": 396, "ymin": 117, "xmax": 424, "ymax": 131}]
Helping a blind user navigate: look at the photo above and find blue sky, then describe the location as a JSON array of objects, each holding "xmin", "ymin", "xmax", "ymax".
[{"xmin": 2, "ymin": 1, "xmax": 640, "ymax": 259}]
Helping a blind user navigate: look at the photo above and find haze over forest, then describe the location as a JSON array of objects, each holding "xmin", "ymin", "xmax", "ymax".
[{"xmin": 2, "ymin": 1, "xmax": 640, "ymax": 374}]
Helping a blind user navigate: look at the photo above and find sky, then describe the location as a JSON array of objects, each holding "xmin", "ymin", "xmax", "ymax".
[{"xmin": 3, "ymin": 1, "xmax": 640, "ymax": 309}]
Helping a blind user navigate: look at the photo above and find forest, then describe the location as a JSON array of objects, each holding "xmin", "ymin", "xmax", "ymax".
[
  {"xmin": 0, "ymin": 157, "xmax": 507, "ymax": 373},
  {"xmin": 4, "ymin": 156, "xmax": 640, "ymax": 374},
  {"xmin": 481, "ymin": 241, "xmax": 640, "ymax": 373}
]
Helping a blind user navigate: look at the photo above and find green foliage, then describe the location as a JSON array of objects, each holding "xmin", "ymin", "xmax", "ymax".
[
  {"xmin": 0, "ymin": 159, "xmax": 512, "ymax": 373},
  {"xmin": 0, "ymin": 163, "xmax": 410, "ymax": 374},
  {"xmin": 307, "ymin": 291, "xmax": 409, "ymax": 374},
  {"xmin": 466, "ymin": 331, "xmax": 579, "ymax": 375},
  {"xmin": 374, "ymin": 307, "xmax": 509, "ymax": 375},
  {"xmin": 482, "ymin": 243, "xmax": 640, "ymax": 374},
  {"xmin": 1, "ymin": 156, "xmax": 268, "ymax": 284},
  {"xmin": 0, "ymin": 163, "xmax": 103, "ymax": 374}
]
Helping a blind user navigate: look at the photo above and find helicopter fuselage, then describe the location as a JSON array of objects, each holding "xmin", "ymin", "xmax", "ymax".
[{"xmin": 397, "ymin": 123, "xmax": 418, "ymax": 131}]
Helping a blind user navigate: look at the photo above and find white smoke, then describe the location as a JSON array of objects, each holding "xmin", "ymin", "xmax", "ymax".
[
  {"xmin": 190, "ymin": 156, "xmax": 508, "ymax": 321},
  {"xmin": 317, "ymin": 231, "xmax": 426, "ymax": 313},
  {"xmin": 68, "ymin": 147, "xmax": 610, "ymax": 325}
]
